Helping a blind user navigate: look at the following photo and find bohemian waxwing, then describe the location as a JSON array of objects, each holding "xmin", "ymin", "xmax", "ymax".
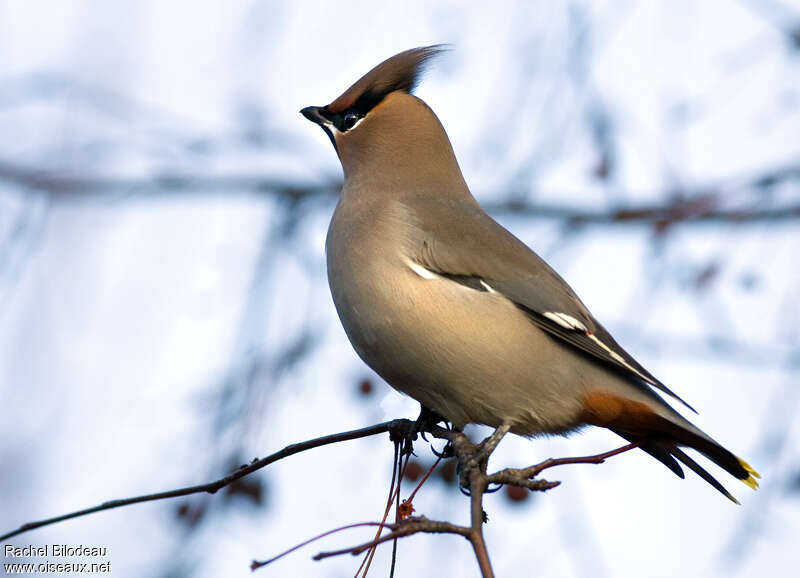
[{"xmin": 301, "ymin": 46, "xmax": 759, "ymax": 501}]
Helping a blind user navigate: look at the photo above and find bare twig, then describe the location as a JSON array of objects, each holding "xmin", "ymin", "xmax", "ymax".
[
  {"xmin": 311, "ymin": 517, "xmax": 470, "ymax": 560},
  {"xmin": 404, "ymin": 455, "xmax": 443, "ymax": 506},
  {"xmin": 0, "ymin": 419, "xmax": 413, "ymax": 541},
  {"xmin": 250, "ymin": 521, "xmax": 389, "ymax": 570},
  {"xmin": 486, "ymin": 441, "xmax": 640, "ymax": 487},
  {"xmin": 389, "ymin": 448, "xmax": 410, "ymax": 577},
  {"xmin": 467, "ymin": 465, "xmax": 494, "ymax": 577},
  {"xmin": 250, "ymin": 517, "xmax": 467, "ymax": 570},
  {"xmin": 359, "ymin": 439, "xmax": 402, "ymax": 578},
  {"xmin": 452, "ymin": 426, "xmax": 509, "ymax": 578}
]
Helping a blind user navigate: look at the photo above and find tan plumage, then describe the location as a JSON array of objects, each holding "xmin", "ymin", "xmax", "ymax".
[{"xmin": 301, "ymin": 46, "xmax": 760, "ymax": 502}]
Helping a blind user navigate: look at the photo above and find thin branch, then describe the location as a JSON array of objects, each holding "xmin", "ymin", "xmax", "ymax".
[
  {"xmin": 437, "ymin": 427, "xmax": 504, "ymax": 578},
  {"xmin": 491, "ymin": 199, "xmax": 800, "ymax": 225},
  {"xmin": 405, "ymin": 455, "xmax": 443, "ymax": 505},
  {"xmin": 467, "ymin": 467, "xmax": 494, "ymax": 578},
  {"xmin": 312, "ymin": 517, "xmax": 470, "ymax": 560},
  {"xmin": 360, "ymin": 440, "xmax": 402, "ymax": 578},
  {"xmin": 486, "ymin": 442, "xmax": 640, "ymax": 487},
  {"xmin": 0, "ymin": 419, "xmax": 413, "ymax": 541},
  {"xmin": 250, "ymin": 521, "xmax": 388, "ymax": 570},
  {"xmin": 389, "ymin": 449, "xmax": 409, "ymax": 577}
]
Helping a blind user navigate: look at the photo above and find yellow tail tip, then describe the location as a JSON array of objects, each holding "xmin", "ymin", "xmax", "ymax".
[{"xmin": 737, "ymin": 457, "xmax": 760, "ymax": 489}]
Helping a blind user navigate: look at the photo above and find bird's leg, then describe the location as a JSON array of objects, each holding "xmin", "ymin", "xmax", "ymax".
[
  {"xmin": 455, "ymin": 423, "xmax": 512, "ymax": 495},
  {"xmin": 473, "ymin": 423, "xmax": 511, "ymax": 466}
]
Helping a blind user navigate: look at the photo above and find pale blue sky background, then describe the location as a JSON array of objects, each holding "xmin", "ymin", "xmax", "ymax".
[{"xmin": 1, "ymin": 1, "xmax": 799, "ymax": 577}]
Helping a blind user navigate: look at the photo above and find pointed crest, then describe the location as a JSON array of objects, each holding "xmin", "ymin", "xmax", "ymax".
[{"xmin": 327, "ymin": 45, "xmax": 447, "ymax": 114}]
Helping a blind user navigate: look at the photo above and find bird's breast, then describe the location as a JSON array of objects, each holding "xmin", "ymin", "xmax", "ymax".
[{"xmin": 325, "ymin": 198, "xmax": 588, "ymax": 433}]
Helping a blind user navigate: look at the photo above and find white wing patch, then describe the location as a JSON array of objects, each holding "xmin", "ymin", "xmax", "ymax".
[
  {"xmin": 586, "ymin": 333, "xmax": 653, "ymax": 383},
  {"xmin": 404, "ymin": 258, "xmax": 439, "ymax": 280},
  {"xmin": 544, "ymin": 311, "xmax": 655, "ymax": 385},
  {"xmin": 586, "ymin": 332, "xmax": 625, "ymax": 364},
  {"xmin": 543, "ymin": 312, "xmax": 588, "ymax": 331},
  {"xmin": 403, "ymin": 261, "xmax": 501, "ymax": 296}
]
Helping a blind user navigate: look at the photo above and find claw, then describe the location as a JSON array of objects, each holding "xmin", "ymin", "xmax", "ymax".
[{"xmin": 413, "ymin": 405, "xmax": 448, "ymax": 435}]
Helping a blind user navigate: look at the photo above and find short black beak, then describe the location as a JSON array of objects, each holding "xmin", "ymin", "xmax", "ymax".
[
  {"xmin": 301, "ymin": 105, "xmax": 338, "ymax": 153},
  {"xmin": 300, "ymin": 106, "xmax": 328, "ymax": 126}
]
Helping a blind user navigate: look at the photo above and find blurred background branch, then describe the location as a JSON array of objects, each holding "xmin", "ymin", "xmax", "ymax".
[{"xmin": 1, "ymin": 159, "xmax": 798, "ymax": 225}]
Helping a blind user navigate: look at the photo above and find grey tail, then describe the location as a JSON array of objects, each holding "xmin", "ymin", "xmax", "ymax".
[{"xmin": 617, "ymin": 431, "xmax": 759, "ymax": 504}]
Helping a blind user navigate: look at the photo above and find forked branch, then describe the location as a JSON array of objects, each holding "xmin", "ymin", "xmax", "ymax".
[{"xmin": 1, "ymin": 418, "xmax": 639, "ymax": 578}]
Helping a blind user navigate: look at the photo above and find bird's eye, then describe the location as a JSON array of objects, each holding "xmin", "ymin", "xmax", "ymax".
[{"xmin": 342, "ymin": 112, "xmax": 361, "ymax": 130}]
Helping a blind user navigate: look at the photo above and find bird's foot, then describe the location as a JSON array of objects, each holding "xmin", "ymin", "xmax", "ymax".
[
  {"xmin": 414, "ymin": 405, "xmax": 448, "ymax": 438},
  {"xmin": 415, "ymin": 405, "xmax": 457, "ymax": 458},
  {"xmin": 388, "ymin": 418, "xmax": 419, "ymax": 456},
  {"xmin": 386, "ymin": 407, "xmax": 448, "ymax": 456}
]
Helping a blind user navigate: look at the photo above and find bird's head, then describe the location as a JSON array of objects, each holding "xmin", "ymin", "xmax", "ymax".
[{"xmin": 301, "ymin": 45, "xmax": 467, "ymax": 192}]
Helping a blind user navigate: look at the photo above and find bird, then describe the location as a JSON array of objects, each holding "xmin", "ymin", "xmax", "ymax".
[{"xmin": 300, "ymin": 45, "xmax": 759, "ymax": 502}]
